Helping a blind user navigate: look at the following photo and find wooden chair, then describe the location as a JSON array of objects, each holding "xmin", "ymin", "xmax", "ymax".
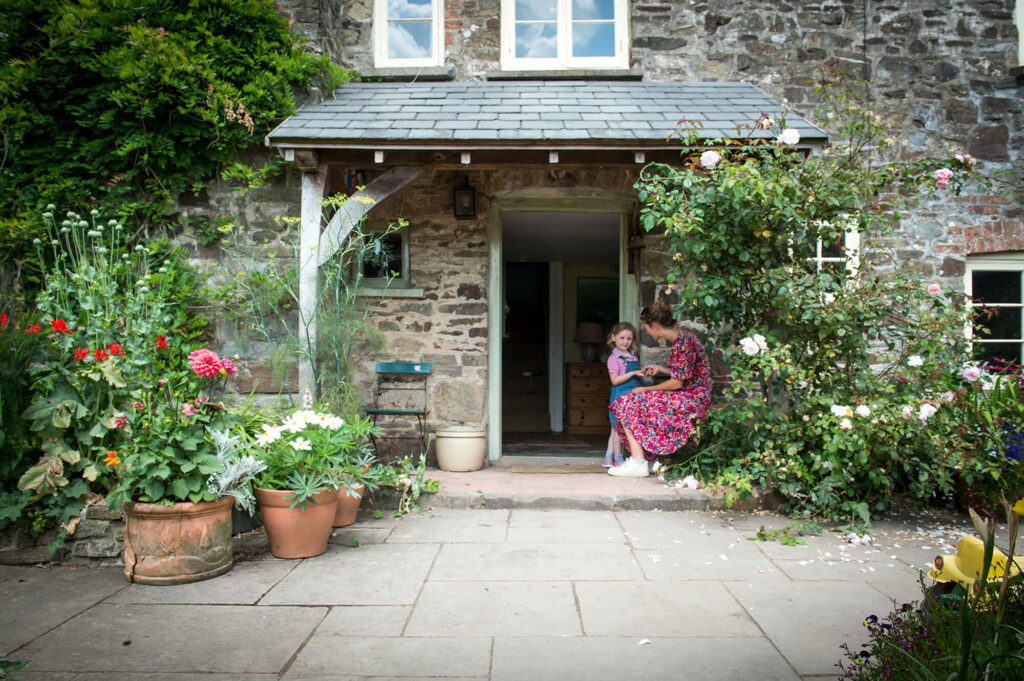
[{"xmin": 363, "ymin": 362, "xmax": 431, "ymax": 455}]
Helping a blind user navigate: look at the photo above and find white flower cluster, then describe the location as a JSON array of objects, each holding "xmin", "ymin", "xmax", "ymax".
[
  {"xmin": 739, "ymin": 333, "xmax": 768, "ymax": 356},
  {"xmin": 829, "ymin": 404, "xmax": 872, "ymax": 430},
  {"xmin": 776, "ymin": 128, "xmax": 800, "ymax": 146},
  {"xmin": 699, "ymin": 150, "xmax": 721, "ymax": 170},
  {"xmin": 255, "ymin": 409, "xmax": 346, "ymax": 447}
]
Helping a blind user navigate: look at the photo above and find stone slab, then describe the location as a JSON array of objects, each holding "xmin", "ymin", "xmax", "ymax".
[
  {"xmin": 618, "ymin": 511, "xmax": 763, "ymax": 552},
  {"xmin": 284, "ymin": 636, "xmax": 491, "ymax": 678},
  {"xmin": 404, "ymin": 581, "xmax": 580, "ymax": 636},
  {"xmin": 576, "ymin": 581, "xmax": 761, "ymax": 637},
  {"xmin": 317, "ymin": 606, "xmax": 411, "ymax": 636},
  {"xmin": 772, "ymin": 557, "xmax": 918, "ymax": 582},
  {"xmin": 726, "ymin": 580, "xmax": 897, "ymax": 677},
  {"xmin": 481, "ymin": 492, "xmax": 614, "ymax": 510},
  {"xmin": 328, "ymin": 527, "xmax": 392, "ymax": 546},
  {"xmin": 260, "ymin": 543, "xmax": 438, "ymax": 605},
  {"xmin": 491, "ymin": 637, "xmax": 800, "ymax": 681},
  {"xmin": 636, "ymin": 546, "xmax": 787, "ymax": 581},
  {"xmin": 106, "ymin": 559, "xmax": 298, "ymax": 604},
  {"xmin": 70, "ymin": 675, "xmax": 276, "ymax": 681},
  {"xmin": 506, "ymin": 509, "xmax": 623, "ymax": 542},
  {"xmin": 869, "ymin": 579, "xmax": 929, "ymax": 609},
  {"xmin": 386, "ymin": 509, "xmax": 508, "ymax": 543},
  {"xmin": 0, "ymin": 566, "xmax": 126, "ymax": 651},
  {"xmin": 17, "ymin": 604, "xmax": 326, "ymax": 674},
  {"xmin": 430, "ymin": 542, "xmax": 642, "ymax": 581}
]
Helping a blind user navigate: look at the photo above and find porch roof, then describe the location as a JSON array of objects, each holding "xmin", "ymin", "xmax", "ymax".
[{"xmin": 265, "ymin": 81, "xmax": 827, "ymax": 153}]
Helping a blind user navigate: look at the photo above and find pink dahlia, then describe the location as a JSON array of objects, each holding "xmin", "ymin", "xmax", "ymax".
[
  {"xmin": 189, "ymin": 348, "xmax": 223, "ymax": 378},
  {"xmin": 219, "ymin": 358, "xmax": 238, "ymax": 375}
]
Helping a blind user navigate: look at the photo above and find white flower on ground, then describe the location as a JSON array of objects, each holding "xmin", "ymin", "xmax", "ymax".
[
  {"xmin": 699, "ymin": 150, "xmax": 721, "ymax": 169},
  {"xmin": 960, "ymin": 365, "xmax": 983, "ymax": 383},
  {"xmin": 776, "ymin": 128, "xmax": 800, "ymax": 145},
  {"xmin": 739, "ymin": 337, "xmax": 761, "ymax": 356},
  {"xmin": 855, "ymin": 405, "xmax": 871, "ymax": 418},
  {"xmin": 927, "ymin": 283, "xmax": 942, "ymax": 296},
  {"xmin": 907, "ymin": 355, "xmax": 924, "ymax": 367},
  {"xmin": 839, "ymin": 418, "xmax": 853, "ymax": 430},
  {"xmin": 918, "ymin": 403, "xmax": 938, "ymax": 422},
  {"xmin": 255, "ymin": 424, "xmax": 283, "ymax": 446},
  {"xmin": 830, "ymin": 405, "xmax": 852, "ymax": 418},
  {"xmin": 289, "ymin": 437, "xmax": 313, "ymax": 451},
  {"xmin": 901, "ymin": 405, "xmax": 914, "ymax": 419}
]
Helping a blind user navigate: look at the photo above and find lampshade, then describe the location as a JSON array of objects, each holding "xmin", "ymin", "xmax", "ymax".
[{"xmin": 573, "ymin": 322, "xmax": 605, "ymax": 344}]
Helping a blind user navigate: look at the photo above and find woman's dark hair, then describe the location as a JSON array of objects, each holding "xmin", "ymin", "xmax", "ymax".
[{"xmin": 639, "ymin": 300, "xmax": 676, "ymax": 327}]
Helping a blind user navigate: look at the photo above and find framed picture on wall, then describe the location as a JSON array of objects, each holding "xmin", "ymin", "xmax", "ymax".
[{"xmin": 576, "ymin": 277, "xmax": 619, "ymax": 333}]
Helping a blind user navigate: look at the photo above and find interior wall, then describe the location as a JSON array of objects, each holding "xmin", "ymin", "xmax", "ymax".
[{"xmin": 563, "ymin": 263, "xmax": 618, "ymax": 363}]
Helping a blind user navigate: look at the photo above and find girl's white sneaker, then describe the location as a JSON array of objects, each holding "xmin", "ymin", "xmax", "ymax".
[{"xmin": 607, "ymin": 457, "xmax": 649, "ymax": 477}]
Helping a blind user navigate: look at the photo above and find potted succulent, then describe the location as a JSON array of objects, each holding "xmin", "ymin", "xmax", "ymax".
[
  {"xmin": 106, "ymin": 348, "xmax": 261, "ymax": 585},
  {"xmin": 250, "ymin": 405, "xmax": 377, "ymax": 558}
]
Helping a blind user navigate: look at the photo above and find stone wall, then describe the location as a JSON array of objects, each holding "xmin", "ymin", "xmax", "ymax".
[{"xmin": 0, "ymin": 505, "xmax": 123, "ymax": 566}]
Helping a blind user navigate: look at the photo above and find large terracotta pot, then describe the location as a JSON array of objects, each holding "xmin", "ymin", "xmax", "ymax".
[
  {"xmin": 122, "ymin": 496, "xmax": 234, "ymax": 585},
  {"xmin": 333, "ymin": 484, "xmax": 365, "ymax": 527},
  {"xmin": 254, "ymin": 487, "xmax": 336, "ymax": 559}
]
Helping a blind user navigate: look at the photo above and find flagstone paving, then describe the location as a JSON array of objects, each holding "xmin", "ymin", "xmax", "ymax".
[{"xmin": 1, "ymin": 506, "xmax": 994, "ymax": 681}]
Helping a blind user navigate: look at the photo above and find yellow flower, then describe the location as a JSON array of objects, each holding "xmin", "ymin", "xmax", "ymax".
[{"xmin": 1012, "ymin": 498, "xmax": 1024, "ymax": 516}]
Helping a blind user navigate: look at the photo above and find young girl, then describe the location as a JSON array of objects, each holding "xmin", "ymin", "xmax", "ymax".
[{"xmin": 604, "ymin": 322, "xmax": 644, "ymax": 467}]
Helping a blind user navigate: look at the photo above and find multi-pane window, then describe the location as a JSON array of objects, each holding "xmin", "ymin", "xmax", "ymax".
[
  {"xmin": 501, "ymin": 0, "xmax": 629, "ymax": 70},
  {"xmin": 811, "ymin": 226, "xmax": 861, "ymax": 276},
  {"xmin": 373, "ymin": 0, "xmax": 443, "ymax": 68},
  {"xmin": 966, "ymin": 255, "xmax": 1024, "ymax": 366}
]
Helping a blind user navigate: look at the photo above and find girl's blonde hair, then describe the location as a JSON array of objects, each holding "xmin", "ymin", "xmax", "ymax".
[{"xmin": 607, "ymin": 321, "xmax": 638, "ymax": 350}]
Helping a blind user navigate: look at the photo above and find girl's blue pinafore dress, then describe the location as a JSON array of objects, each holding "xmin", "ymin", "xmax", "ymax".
[{"xmin": 609, "ymin": 353, "xmax": 643, "ymax": 425}]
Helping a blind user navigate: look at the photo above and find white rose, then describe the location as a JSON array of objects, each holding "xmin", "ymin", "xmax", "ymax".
[
  {"xmin": 855, "ymin": 405, "xmax": 871, "ymax": 418},
  {"xmin": 739, "ymin": 337, "xmax": 760, "ymax": 356},
  {"xmin": 699, "ymin": 150, "xmax": 721, "ymax": 170},
  {"xmin": 776, "ymin": 128, "xmax": 800, "ymax": 145},
  {"xmin": 907, "ymin": 355, "xmax": 924, "ymax": 367},
  {"xmin": 918, "ymin": 404, "xmax": 938, "ymax": 422},
  {"xmin": 839, "ymin": 418, "xmax": 853, "ymax": 430},
  {"xmin": 752, "ymin": 333, "xmax": 768, "ymax": 351}
]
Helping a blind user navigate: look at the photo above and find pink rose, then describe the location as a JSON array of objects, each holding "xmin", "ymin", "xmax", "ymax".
[
  {"xmin": 699, "ymin": 150, "xmax": 721, "ymax": 170},
  {"xmin": 934, "ymin": 168, "xmax": 953, "ymax": 188},
  {"xmin": 182, "ymin": 403, "xmax": 196, "ymax": 416},
  {"xmin": 927, "ymin": 283, "xmax": 942, "ymax": 296}
]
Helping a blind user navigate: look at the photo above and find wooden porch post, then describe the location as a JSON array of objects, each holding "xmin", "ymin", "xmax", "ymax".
[{"xmin": 298, "ymin": 166, "xmax": 326, "ymax": 398}]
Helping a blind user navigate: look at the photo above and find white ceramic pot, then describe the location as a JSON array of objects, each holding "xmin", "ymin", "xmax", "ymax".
[{"xmin": 435, "ymin": 426, "xmax": 486, "ymax": 472}]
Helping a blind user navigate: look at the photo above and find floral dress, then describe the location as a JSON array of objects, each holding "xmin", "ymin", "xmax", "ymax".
[{"xmin": 610, "ymin": 330, "xmax": 712, "ymax": 460}]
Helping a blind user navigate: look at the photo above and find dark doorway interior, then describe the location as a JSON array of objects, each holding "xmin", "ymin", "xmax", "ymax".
[{"xmin": 502, "ymin": 262, "xmax": 549, "ymax": 434}]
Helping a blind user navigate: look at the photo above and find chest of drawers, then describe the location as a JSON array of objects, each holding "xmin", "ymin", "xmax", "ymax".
[{"xmin": 566, "ymin": 362, "xmax": 610, "ymax": 434}]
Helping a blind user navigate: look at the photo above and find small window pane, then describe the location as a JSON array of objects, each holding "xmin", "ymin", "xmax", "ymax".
[
  {"xmin": 821, "ymin": 237, "xmax": 844, "ymax": 258},
  {"xmin": 388, "ymin": 0, "xmax": 433, "ymax": 19},
  {"xmin": 975, "ymin": 306, "xmax": 1022, "ymax": 340},
  {"xmin": 516, "ymin": 0, "xmax": 557, "ymax": 21},
  {"xmin": 573, "ymin": 0, "xmax": 615, "ymax": 20},
  {"xmin": 973, "ymin": 270, "xmax": 1021, "ymax": 304},
  {"xmin": 572, "ymin": 22, "xmax": 615, "ymax": 57},
  {"xmin": 363, "ymin": 232, "xmax": 404, "ymax": 279},
  {"xmin": 516, "ymin": 22, "xmax": 557, "ymax": 58},
  {"xmin": 387, "ymin": 21, "xmax": 433, "ymax": 59},
  {"xmin": 974, "ymin": 341, "xmax": 1023, "ymax": 367}
]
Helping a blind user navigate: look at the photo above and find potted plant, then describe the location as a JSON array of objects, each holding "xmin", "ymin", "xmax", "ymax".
[
  {"xmin": 106, "ymin": 348, "xmax": 260, "ymax": 585},
  {"xmin": 332, "ymin": 446, "xmax": 385, "ymax": 527},
  {"xmin": 250, "ymin": 405, "xmax": 377, "ymax": 557}
]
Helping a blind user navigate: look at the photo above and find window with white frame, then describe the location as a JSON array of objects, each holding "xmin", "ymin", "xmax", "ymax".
[
  {"xmin": 803, "ymin": 220, "xmax": 861, "ymax": 277},
  {"xmin": 359, "ymin": 226, "xmax": 411, "ymax": 289},
  {"xmin": 965, "ymin": 253, "xmax": 1024, "ymax": 366},
  {"xmin": 373, "ymin": 0, "xmax": 444, "ymax": 68},
  {"xmin": 500, "ymin": 0, "xmax": 630, "ymax": 70}
]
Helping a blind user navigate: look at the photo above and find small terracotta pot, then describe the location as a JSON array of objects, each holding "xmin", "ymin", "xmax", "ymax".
[
  {"xmin": 123, "ymin": 496, "xmax": 234, "ymax": 585},
  {"xmin": 254, "ymin": 487, "xmax": 336, "ymax": 559},
  {"xmin": 333, "ymin": 484, "xmax": 365, "ymax": 527}
]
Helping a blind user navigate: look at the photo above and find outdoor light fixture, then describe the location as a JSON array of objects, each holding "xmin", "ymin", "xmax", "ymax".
[{"xmin": 453, "ymin": 179, "xmax": 476, "ymax": 219}]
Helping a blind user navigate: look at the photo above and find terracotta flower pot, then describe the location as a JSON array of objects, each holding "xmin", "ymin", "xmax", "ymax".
[
  {"xmin": 122, "ymin": 496, "xmax": 234, "ymax": 585},
  {"xmin": 254, "ymin": 487, "xmax": 337, "ymax": 559},
  {"xmin": 333, "ymin": 484, "xmax": 365, "ymax": 527}
]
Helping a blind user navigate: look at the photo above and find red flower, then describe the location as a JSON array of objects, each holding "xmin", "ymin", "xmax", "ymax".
[
  {"xmin": 108, "ymin": 342, "xmax": 124, "ymax": 357},
  {"xmin": 94, "ymin": 348, "xmax": 108, "ymax": 362},
  {"xmin": 23, "ymin": 323, "xmax": 40, "ymax": 335},
  {"xmin": 1, "ymin": 313, "xmax": 8, "ymax": 326},
  {"xmin": 73, "ymin": 348, "xmax": 89, "ymax": 362},
  {"xmin": 156, "ymin": 335, "xmax": 168, "ymax": 349},
  {"xmin": 50, "ymin": 319, "xmax": 71, "ymax": 334}
]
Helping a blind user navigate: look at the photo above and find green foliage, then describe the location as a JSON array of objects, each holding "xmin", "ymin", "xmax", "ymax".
[
  {"xmin": 0, "ymin": 0, "xmax": 348, "ymax": 251},
  {"xmin": 379, "ymin": 452, "xmax": 440, "ymax": 515},
  {"xmin": 640, "ymin": 68, "xmax": 980, "ymax": 523},
  {"xmin": 748, "ymin": 520, "xmax": 822, "ymax": 546},
  {"xmin": 0, "ymin": 651, "xmax": 29, "ymax": 679}
]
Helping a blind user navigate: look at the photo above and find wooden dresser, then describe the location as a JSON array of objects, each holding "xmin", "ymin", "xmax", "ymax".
[{"xmin": 566, "ymin": 362, "xmax": 610, "ymax": 434}]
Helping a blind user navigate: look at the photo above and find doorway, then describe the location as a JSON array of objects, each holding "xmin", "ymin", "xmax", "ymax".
[{"xmin": 501, "ymin": 211, "xmax": 620, "ymax": 457}]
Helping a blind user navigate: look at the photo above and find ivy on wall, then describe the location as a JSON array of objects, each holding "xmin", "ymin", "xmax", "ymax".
[{"xmin": 0, "ymin": 0, "xmax": 349, "ymax": 250}]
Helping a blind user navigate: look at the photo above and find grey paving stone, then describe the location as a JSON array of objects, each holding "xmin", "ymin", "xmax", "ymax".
[
  {"xmin": 506, "ymin": 509, "xmax": 623, "ymax": 542},
  {"xmin": 106, "ymin": 559, "xmax": 298, "ymax": 604},
  {"xmin": 317, "ymin": 606, "xmax": 411, "ymax": 636},
  {"xmin": 284, "ymin": 636, "xmax": 490, "ymax": 678},
  {"xmin": 726, "ymin": 580, "xmax": 897, "ymax": 676},
  {"xmin": 772, "ymin": 557, "xmax": 918, "ymax": 582},
  {"xmin": 431, "ymin": 542, "xmax": 641, "ymax": 581},
  {"xmin": 17, "ymin": 604, "xmax": 325, "ymax": 674},
  {"xmin": 618, "ymin": 511, "xmax": 763, "ymax": 552},
  {"xmin": 9, "ymin": 672, "xmax": 77, "ymax": 681},
  {"xmin": 482, "ymin": 493, "xmax": 614, "ymax": 510},
  {"xmin": 491, "ymin": 637, "xmax": 800, "ymax": 681},
  {"xmin": 73, "ymin": 675, "xmax": 277, "ymax": 680},
  {"xmin": 576, "ymin": 581, "xmax": 761, "ymax": 637},
  {"xmin": 405, "ymin": 581, "xmax": 580, "ymax": 636},
  {"xmin": 869, "ymin": 578, "xmax": 929, "ymax": 608},
  {"xmin": 260, "ymin": 543, "xmax": 438, "ymax": 605},
  {"xmin": 387, "ymin": 509, "xmax": 508, "ymax": 543},
  {"xmin": 636, "ymin": 546, "xmax": 787, "ymax": 581},
  {"xmin": 329, "ymin": 527, "xmax": 392, "ymax": 546},
  {"xmin": 0, "ymin": 566, "xmax": 126, "ymax": 651}
]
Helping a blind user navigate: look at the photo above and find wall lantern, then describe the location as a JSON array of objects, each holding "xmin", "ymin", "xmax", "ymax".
[{"xmin": 453, "ymin": 179, "xmax": 476, "ymax": 219}]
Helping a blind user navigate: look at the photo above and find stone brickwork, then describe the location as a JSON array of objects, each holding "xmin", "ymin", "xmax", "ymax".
[{"xmin": 0, "ymin": 505, "xmax": 123, "ymax": 566}]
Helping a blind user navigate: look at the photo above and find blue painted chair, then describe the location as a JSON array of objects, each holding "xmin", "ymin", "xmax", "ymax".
[{"xmin": 364, "ymin": 362, "xmax": 431, "ymax": 455}]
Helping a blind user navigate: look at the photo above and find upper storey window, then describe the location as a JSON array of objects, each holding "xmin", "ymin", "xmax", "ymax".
[
  {"xmin": 501, "ymin": 0, "xmax": 630, "ymax": 70},
  {"xmin": 373, "ymin": 0, "xmax": 444, "ymax": 68}
]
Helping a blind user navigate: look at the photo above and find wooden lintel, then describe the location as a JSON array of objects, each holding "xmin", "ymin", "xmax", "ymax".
[{"xmin": 292, "ymin": 149, "xmax": 320, "ymax": 171}]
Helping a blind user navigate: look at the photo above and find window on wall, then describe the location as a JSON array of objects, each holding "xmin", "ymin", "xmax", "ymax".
[
  {"xmin": 500, "ymin": 0, "xmax": 630, "ymax": 70},
  {"xmin": 359, "ymin": 227, "xmax": 411, "ymax": 289},
  {"xmin": 810, "ymin": 224, "xmax": 861, "ymax": 276},
  {"xmin": 966, "ymin": 254, "xmax": 1024, "ymax": 366},
  {"xmin": 373, "ymin": 0, "xmax": 444, "ymax": 68}
]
